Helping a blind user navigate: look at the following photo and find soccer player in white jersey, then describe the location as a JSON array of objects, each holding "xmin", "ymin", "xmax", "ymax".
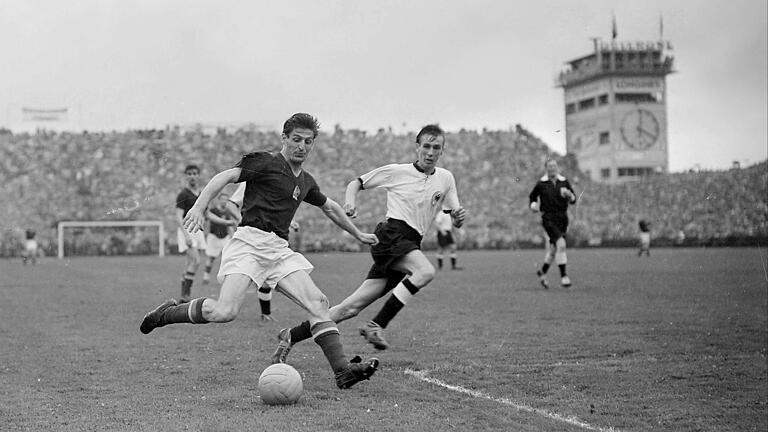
[
  {"xmin": 273, "ymin": 124, "xmax": 466, "ymax": 360},
  {"xmin": 434, "ymin": 211, "xmax": 461, "ymax": 270}
]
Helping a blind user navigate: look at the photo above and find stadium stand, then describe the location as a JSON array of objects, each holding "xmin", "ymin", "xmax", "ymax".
[{"xmin": 0, "ymin": 126, "xmax": 765, "ymax": 257}]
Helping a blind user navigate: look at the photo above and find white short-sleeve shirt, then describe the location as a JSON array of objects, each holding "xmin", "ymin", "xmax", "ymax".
[{"xmin": 359, "ymin": 163, "xmax": 461, "ymax": 236}]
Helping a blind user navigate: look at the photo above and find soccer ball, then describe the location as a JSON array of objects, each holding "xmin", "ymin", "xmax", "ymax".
[{"xmin": 258, "ymin": 363, "xmax": 303, "ymax": 405}]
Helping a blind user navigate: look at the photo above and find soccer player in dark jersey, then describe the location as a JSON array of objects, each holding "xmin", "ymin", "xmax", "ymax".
[
  {"xmin": 175, "ymin": 164, "xmax": 206, "ymax": 302},
  {"xmin": 202, "ymin": 192, "xmax": 238, "ymax": 285},
  {"xmin": 529, "ymin": 159, "xmax": 577, "ymax": 288},
  {"xmin": 140, "ymin": 113, "xmax": 380, "ymax": 389},
  {"xmin": 271, "ymin": 124, "xmax": 466, "ymax": 359},
  {"xmin": 638, "ymin": 219, "xmax": 651, "ymax": 257}
]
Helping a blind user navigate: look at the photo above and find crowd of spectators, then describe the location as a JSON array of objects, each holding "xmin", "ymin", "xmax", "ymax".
[{"xmin": 0, "ymin": 126, "xmax": 765, "ymax": 257}]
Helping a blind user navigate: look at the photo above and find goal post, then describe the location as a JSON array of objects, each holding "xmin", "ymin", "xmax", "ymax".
[{"xmin": 57, "ymin": 220, "xmax": 165, "ymax": 259}]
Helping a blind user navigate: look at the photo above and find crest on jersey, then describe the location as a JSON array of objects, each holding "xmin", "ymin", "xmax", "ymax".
[
  {"xmin": 292, "ymin": 185, "xmax": 300, "ymax": 200},
  {"xmin": 430, "ymin": 191, "xmax": 443, "ymax": 207}
]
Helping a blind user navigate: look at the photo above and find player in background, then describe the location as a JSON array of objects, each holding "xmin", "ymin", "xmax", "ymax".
[
  {"xmin": 140, "ymin": 113, "xmax": 381, "ymax": 389},
  {"xmin": 202, "ymin": 192, "xmax": 239, "ymax": 285},
  {"xmin": 272, "ymin": 124, "xmax": 466, "ymax": 360},
  {"xmin": 638, "ymin": 219, "xmax": 651, "ymax": 257},
  {"xmin": 176, "ymin": 164, "xmax": 206, "ymax": 303},
  {"xmin": 529, "ymin": 159, "xmax": 577, "ymax": 289},
  {"xmin": 434, "ymin": 211, "xmax": 461, "ymax": 270},
  {"xmin": 22, "ymin": 228, "xmax": 38, "ymax": 265}
]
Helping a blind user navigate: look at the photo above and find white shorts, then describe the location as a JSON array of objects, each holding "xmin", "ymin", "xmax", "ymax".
[
  {"xmin": 24, "ymin": 240, "xmax": 38, "ymax": 255},
  {"xmin": 205, "ymin": 234, "xmax": 230, "ymax": 257},
  {"xmin": 640, "ymin": 232, "xmax": 651, "ymax": 248},
  {"xmin": 177, "ymin": 227, "xmax": 206, "ymax": 253},
  {"xmin": 217, "ymin": 226, "xmax": 313, "ymax": 288}
]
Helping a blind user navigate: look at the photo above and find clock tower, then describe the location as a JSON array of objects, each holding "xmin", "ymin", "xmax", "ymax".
[{"xmin": 558, "ymin": 37, "xmax": 675, "ymax": 182}]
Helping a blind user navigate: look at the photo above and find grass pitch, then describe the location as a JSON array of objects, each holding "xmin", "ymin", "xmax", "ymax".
[{"xmin": 1, "ymin": 248, "xmax": 766, "ymax": 431}]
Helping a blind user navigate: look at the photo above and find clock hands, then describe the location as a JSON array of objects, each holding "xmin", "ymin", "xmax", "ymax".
[{"xmin": 638, "ymin": 127, "xmax": 656, "ymax": 139}]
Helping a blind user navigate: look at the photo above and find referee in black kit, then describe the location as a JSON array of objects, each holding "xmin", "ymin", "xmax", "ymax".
[{"xmin": 528, "ymin": 159, "xmax": 577, "ymax": 289}]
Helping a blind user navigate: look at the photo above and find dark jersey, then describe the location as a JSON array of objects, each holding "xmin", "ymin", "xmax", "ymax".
[
  {"xmin": 176, "ymin": 187, "xmax": 199, "ymax": 218},
  {"xmin": 26, "ymin": 230, "xmax": 36, "ymax": 240},
  {"xmin": 208, "ymin": 207, "xmax": 231, "ymax": 239},
  {"xmin": 529, "ymin": 175, "xmax": 576, "ymax": 214},
  {"xmin": 235, "ymin": 151, "xmax": 327, "ymax": 241}
]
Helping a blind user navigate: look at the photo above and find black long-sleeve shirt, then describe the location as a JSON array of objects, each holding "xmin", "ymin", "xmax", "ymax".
[{"xmin": 529, "ymin": 175, "xmax": 576, "ymax": 214}]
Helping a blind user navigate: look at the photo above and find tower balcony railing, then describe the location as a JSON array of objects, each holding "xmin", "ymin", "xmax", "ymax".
[{"xmin": 557, "ymin": 57, "xmax": 674, "ymax": 87}]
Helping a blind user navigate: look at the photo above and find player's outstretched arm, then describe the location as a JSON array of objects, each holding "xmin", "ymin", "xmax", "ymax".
[
  {"xmin": 321, "ymin": 197, "xmax": 378, "ymax": 246},
  {"xmin": 343, "ymin": 179, "xmax": 363, "ymax": 218},
  {"xmin": 206, "ymin": 208, "xmax": 237, "ymax": 226},
  {"xmin": 224, "ymin": 201, "xmax": 242, "ymax": 225},
  {"xmin": 184, "ymin": 168, "xmax": 241, "ymax": 233}
]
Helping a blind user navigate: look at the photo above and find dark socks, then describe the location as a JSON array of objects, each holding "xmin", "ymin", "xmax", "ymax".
[
  {"xmin": 257, "ymin": 286, "xmax": 272, "ymax": 315},
  {"xmin": 451, "ymin": 257, "xmax": 457, "ymax": 269},
  {"xmin": 290, "ymin": 321, "xmax": 313, "ymax": 344},
  {"xmin": 312, "ymin": 323, "xmax": 347, "ymax": 373},
  {"xmin": 541, "ymin": 263, "xmax": 550, "ymax": 274},
  {"xmin": 559, "ymin": 264, "xmax": 567, "ymax": 277},
  {"xmin": 181, "ymin": 272, "xmax": 194, "ymax": 300},
  {"xmin": 160, "ymin": 297, "xmax": 208, "ymax": 326},
  {"xmin": 372, "ymin": 279, "xmax": 419, "ymax": 329}
]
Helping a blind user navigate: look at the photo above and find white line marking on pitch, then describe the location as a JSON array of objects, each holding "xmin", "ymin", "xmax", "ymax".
[{"xmin": 404, "ymin": 369, "xmax": 623, "ymax": 432}]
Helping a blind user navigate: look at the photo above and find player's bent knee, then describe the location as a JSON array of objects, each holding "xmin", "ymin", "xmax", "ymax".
[
  {"xmin": 412, "ymin": 265, "xmax": 436, "ymax": 286},
  {"xmin": 208, "ymin": 304, "xmax": 239, "ymax": 323},
  {"xmin": 304, "ymin": 295, "xmax": 331, "ymax": 318}
]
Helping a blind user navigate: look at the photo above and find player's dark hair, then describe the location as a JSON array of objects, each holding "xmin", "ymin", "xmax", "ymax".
[
  {"xmin": 283, "ymin": 113, "xmax": 320, "ymax": 138},
  {"xmin": 416, "ymin": 124, "xmax": 444, "ymax": 144},
  {"xmin": 184, "ymin": 164, "xmax": 200, "ymax": 174},
  {"xmin": 544, "ymin": 158, "xmax": 558, "ymax": 167}
]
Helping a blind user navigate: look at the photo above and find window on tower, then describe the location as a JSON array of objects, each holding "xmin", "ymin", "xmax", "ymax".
[
  {"xmin": 578, "ymin": 98, "xmax": 595, "ymax": 110},
  {"xmin": 599, "ymin": 131, "xmax": 610, "ymax": 145},
  {"xmin": 598, "ymin": 94, "xmax": 609, "ymax": 105},
  {"xmin": 618, "ymin": 167, "xmax": 656, "ymax": 177},
  {"xmin": 566, "ymin": 103, "xmax": 576, "ymax": 114},
  {"xmin": 615, "ymin": 93, "xmax": 659, "ymax": 103}
]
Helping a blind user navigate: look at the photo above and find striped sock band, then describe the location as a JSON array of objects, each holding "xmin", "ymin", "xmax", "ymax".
[
  {"xmin": 392, "ymin": 278, "xmax": 420, "ymax": 305},
  {"xmin": 187, "ymin": 298, "xmax": 209, "ymax": 324},
  {"xmin": 311, "ymin": 321, "xmax": 340, "ymax": 341},
  {"xmin": 257, "ymin": 286, "xmax": 273, "ymax": 301}
]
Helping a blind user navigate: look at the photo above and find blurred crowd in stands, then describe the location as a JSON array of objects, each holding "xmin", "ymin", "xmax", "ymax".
[{"xmin": 1, "ymin": 125, "xmax": 765, "ymax": 257}]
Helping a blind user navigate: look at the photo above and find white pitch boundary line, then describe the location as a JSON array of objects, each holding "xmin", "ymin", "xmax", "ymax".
[{"xmin": 404, "ymin": 369, "xmax": 623, "ymax": 432}]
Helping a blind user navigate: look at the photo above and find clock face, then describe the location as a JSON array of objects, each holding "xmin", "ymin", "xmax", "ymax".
[{"xmin": 620, "ymin": 108, "xmax": 660, "ymax": 149}]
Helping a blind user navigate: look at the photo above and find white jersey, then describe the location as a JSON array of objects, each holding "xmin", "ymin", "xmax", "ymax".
[
  {"xmin": 434, "ymin": 211, "xmax": 453, "ymax": 234},
  {"xmin": 359, "ymin": 163, "xmax": 461, "ymax": 236}
]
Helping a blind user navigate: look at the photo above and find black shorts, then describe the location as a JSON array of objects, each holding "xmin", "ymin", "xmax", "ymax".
[
  {"xmin": 437, "ymin": 231, "xmax": 454, "ymax": 248},
  {"xmin": 542, "ymin": 212, "xmax": 568, "ymax": 243},
  {"xmin": 366, "ymin": 218, "xmax": 420, "ymax": 283}
]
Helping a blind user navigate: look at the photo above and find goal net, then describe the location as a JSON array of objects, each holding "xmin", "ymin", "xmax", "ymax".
[{"xmin": 57, "ymin": 221, "xmax": 165, "ymax": 259}]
